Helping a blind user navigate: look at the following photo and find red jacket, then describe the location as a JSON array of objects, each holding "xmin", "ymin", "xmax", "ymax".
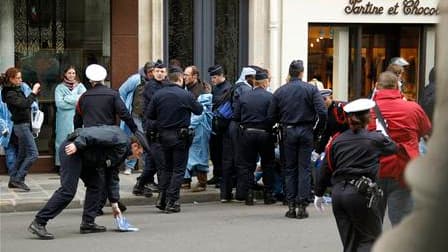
[{"xmin": 368, "ymin": 89, "xmax": 432, "ymax": 183}]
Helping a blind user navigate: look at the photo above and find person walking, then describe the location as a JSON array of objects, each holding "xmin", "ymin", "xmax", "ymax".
[
  {"xmin": 314, "ymin": 98, "xmax": 397, "ymax": 252},
  {"xmin": 268, "ymin": 60, "xmax": 327, "ymax": 219},
  {"xmin": 1, "ymin": 67, "xmax": 40, "ymax": 191},
  {"xmin": 146, "ymin": 66, "xmax": 203, "ymax": 213},
  {"xmin": 54, "ymin": 66, "xmax": 86, "ymax": 169}
]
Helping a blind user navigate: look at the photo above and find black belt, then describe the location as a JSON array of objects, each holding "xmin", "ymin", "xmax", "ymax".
[
  {"xmin": 245, "ymin": 128, "xmax": 268, "ymax": 133},
  {"xmin": 281, "ymin": 122, "xmax": 314, "ymax": 128}
]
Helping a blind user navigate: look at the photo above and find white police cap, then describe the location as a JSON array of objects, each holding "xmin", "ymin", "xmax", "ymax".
[
  {"xmin": 343, "ymin": 98, "xmax": 375, "ymax": 113},
  {"xmin": 85, "ymin": 64, "xmax": 107, "ymax": 81},
  {"xmin": 390, "ymin": 57, "xmax": 409, "ymax": 67}
]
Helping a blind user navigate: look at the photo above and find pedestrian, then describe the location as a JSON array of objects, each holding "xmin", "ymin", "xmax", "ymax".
[
  {"xmin": 233, "ymin": 70, "xmax": 276, "ymax": 205},
  {"xmin": 1, "ymin": 67, "xmax": 40, "ymax": 191},
  {"xmin": 207, "ymin": 65, "xmax": 231, "ymax": 188},
  {"xmin": 54, "ymin": 65, "xmax": 86, "ymax": 170},
  {"xmin": 146, "ymin": 65, "xmax": 203, "ymax": 213},
  {"xmin": 421, "ymin": 67, "xmax": 436, "ymax": 123},
  {"xmin": 119, "ymin": 61, "xmax": 155, "ymax": 175},
  {"xmin": 28, "ymin": 125, "xmax": 131, "ymax": 240},
  {"xmin": 74, "ymin": 64, "xmax": 138, "ymax": 215},
  {"xmin": 314, "ymin": 98, "xmax": 397, "ymax": 252},
  {"xmin": 368, "ymin": 71, "xmax": 432, "ymax": 226},
  {"xmin": 132, "ymin": 60, "xmax": 168, "ymax": 196},
  {"xmin": 268, "ymin": 59, "xmax": 327, "ymax": 219},
  {"xmin": 184, "ymin": 65, "xmax": 213, "ymax": 192}
]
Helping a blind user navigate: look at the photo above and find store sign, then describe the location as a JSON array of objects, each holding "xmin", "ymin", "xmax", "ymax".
[{"xmin": 345, "ymin": 0, "xmax": 439, "ymax": 16}]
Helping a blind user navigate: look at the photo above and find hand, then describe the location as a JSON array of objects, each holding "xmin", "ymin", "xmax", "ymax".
[
  {"xmin": 314, "ymin": 196, "xmax": 325, "ymax": 212},
  {"xmin": 111, "ymin": 202, "xmax": 122, "ymax": 218},
  {"xmin": 65, "ymin": 143, "xmax": 77, "ymax": 155},
  {"xmin": 32, "ymin": 83, "xmax": 41, "ymax": 95}
]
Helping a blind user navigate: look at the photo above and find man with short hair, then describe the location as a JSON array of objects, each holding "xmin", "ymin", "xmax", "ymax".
[
  {"xmin": 146, "ymin": 66, "xmax": 203, "ymax": 213},
  {"xmin": 268, "ymin": 60, "xmax": 327, "ymax": 219},
  {"xmin": 368, "ymin": 71, "xmax": 431, "ymax": 226},
  {"xmin": 207, "ymin": 65, "xmax": 231, "ymax": 188}
]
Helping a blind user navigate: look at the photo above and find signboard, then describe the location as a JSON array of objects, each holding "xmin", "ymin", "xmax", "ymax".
[{"xmin": 345, "ymin": 0, "xmax": 439, "ymax": 16}]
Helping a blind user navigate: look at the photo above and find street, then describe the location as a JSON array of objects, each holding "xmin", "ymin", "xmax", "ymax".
[{"xmin": 1, "ymin": 202, "xmax": 342, "ymax": 252}]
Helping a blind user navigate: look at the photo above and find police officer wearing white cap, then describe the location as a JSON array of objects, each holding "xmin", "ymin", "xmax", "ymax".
[
  {"xmin": 75, "ymin": 64, "xmax": 138, "ymax": 216},
  {"xmin": 314, "ymin": 98, "xmax": 397, "ymax": 252}
]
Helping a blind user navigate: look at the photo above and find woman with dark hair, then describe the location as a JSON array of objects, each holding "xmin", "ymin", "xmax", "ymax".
[
  {"xmin": 314, "ymin": 98, "xmax": 397, "ymax": 252},
  {"xmin": 1, "ymin": 67, "xmax": 41, "ymax": 191},
  {"xmin": 54, "ymin": 66, "xmax": 86, "ymax": 169}
]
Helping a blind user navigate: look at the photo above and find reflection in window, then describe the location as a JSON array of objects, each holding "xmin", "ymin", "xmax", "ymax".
[
  {"xmin": 308, "ymin": 25, "xmax": 334, "ymax": 89},
  {"xmin": 13, "ymin": 0, "xmax": 110, "ymax": 154},
  {"xmin": 215, "ymin": 0, "xmax": 239, "ymax": 83},
  {"xmin": 168, "ymin": 0, "xmax": 194, "ymax": 68}
]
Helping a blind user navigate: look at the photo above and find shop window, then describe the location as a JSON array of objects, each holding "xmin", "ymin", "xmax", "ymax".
[
  {"xmin": 308, "ymin": 25, "xmax": 335, "ymax": 89},
  {"xmin": 14, "ymin": 0, "xmax": 110, "ymax": 154}
]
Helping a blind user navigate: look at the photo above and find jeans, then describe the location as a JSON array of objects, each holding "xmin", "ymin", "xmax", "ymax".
[
  {"xmin": 377, "ymin": 178, "xmax": 413, "ymax": 226},
  {"xmin": 11, "ymin": 123, "xmax": 38, "ymax": 182},
  {"xmin": 4, "ymin": 143, "xmax": 17, "ymax": 173}
]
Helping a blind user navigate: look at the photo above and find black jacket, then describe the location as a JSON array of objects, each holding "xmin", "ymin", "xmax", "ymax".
[
  {"xmin": 1, "ymin": 85, "xmax": 37, "ymax": 124},
  {"xmin": 233, "ymin": 87, "xmax": 274, "ymax": 129},
  {"xmin": 147, "ymin": 83, "xmax": 203, "ymax": 130},
  {"xmin": 74, "ymin": 84, "xmax": 137, "ymax": 132},
  {"xmin": 68, "ymin": 125, "xmax": 130, "ymax": 169},
  {"xmin": 143, "ymin": 78, "xmax": 166, "ymax": 130}
]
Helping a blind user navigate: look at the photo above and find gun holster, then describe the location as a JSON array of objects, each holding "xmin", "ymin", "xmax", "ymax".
[{"xmin": 148, "ymin": 130, "xmax": 160, "ymax": 143}]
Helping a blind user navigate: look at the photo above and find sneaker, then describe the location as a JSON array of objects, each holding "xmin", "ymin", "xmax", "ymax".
[
  {"xmin": 8, "ymin": 181, "xmax": 20, "ymax": 189},
  {"xmin": 28, "ymin": 220, "xmax": 54, "ymax": 240},
  {"xmin": 15, "ymin": 181, "xmax": 30, "ymax": 191},
  {"xmin": 123, "ymin": 168, "xmax": 132, "ymax": 175}
]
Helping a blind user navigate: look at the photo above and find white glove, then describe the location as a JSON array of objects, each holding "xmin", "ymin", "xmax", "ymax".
[
  {"xmin": 111, "ymin": 202, "xmax": 122, "ymax": 218},
  {"xmin": 314, "ymin": 196, "xmax": 325, "ymax": 212}
]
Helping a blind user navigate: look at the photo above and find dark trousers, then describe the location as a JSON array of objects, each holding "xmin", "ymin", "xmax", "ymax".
[
  {"xmin": 158, "ymin": 130, "xmax": 189, "ymax": 203},
  {"xmin": 220, "ymin": 122, "xmax": 239, "ymax": 200},
  {"xmin": 332, "ymin": 182, "xmax": 382, "ymax": 252},
  {"xmin": 209, "ymin": 132, "xmax": 223, "ymax": 179},
  {"xmin": 35, "ymin": 140, "xmax": 101, "ymax": 224},
  {"xmin": 139, "ymin": 143, "xmax": 163, "ymax": 184},
  {"xmin": 237, "ymin": 129, "xmax": 275, "ymax": 199},
  {"xmin": 98, "ymin": 167, "xmax": 120, "ymax": 209},
  {"xmin": 281, "ymin": 126, "xmax": 313, "ymax": 205}
]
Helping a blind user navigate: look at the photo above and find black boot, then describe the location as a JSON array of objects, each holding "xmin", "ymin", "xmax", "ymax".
[
  {"xmin": 297, "ymin": 204, "xmax": 309, "ymax": 219},
  {"xmin": 245, "ymin": 189, "xmax": 254, "ymax": 206},
  {"xmin": 156, "ymin": 191, "xmax": 166, "ymax": 211},
  {"xmin": 28, "ymin": 220, "xmax": 54, "ymax": 240},
  {"xmin": 165, "ymin": 201, "xmax": 181, "ymax": 213},
  {"xmin": 80, "ymin": 222, "xmax": 107, "ymax": 234},
  {"xmin": 118, "ymin": 201, "xmax": 127, "ymax": 213},
  {"xmin": 263, "ymin": 190, "xmax": 276, "ymax": 205},
  {"xmin": 285, "ymin": 202, "xmax": 297, "ymax": 218},
  {"xmin": 132, "ymin": 177, "xmax": 144, "ymax": 196}
]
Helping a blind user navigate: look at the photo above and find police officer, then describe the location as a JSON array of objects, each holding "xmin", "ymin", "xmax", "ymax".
[
  {"xmin": 207, "ymin": 65, "xmax": 232, "ymax": 187},
  {"xmin": 315, "ymin": 89, "xmax": 349, "ymax": 153},
  {"xmin": 233, "ymin": 70, "xmax": 276, "ymax": 205},
  {"xmin": 28, "ymin": 125, "xmax": 131, "ymax": 239},
  {"xmin": 314, "ymin": 99, "xmax": 397, "ymax": 251},
  {"xmin": 146, "ymin": 66, "xmax": 203, "ymax": 213},
  {"xmin": 268, "ymin": 60, "xmax": 327, "ymax": 219},
  {"xmin": 74, "ymin": 64, "xmax": 138, "ymax": 214},
  {"xmin": 133, "ymin": 60, "xmax": 168, "ymax": 195}
]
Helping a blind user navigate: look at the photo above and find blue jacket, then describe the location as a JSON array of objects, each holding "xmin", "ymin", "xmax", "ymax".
[
  {"xmin": 0, "ymin": 83, "xmax": 38, "ymax": 147},
  {"xmin": 119, "ymin": 68, "xmax": 147, "ymax": 135},
  {"xmin": 187, "ymin": 93, "xmax": 213, "ymax": 170},
  {"xmin": 54, "ymin": 83, "xmax": 86, "ymax": 165}
]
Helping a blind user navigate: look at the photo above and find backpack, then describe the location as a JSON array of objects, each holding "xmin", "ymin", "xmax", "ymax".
[
  {"xmin": 212, "ymin": 85, "xmax": 237, "ymax": 133},
  {"xmin": 131, "ymin": 76, "xmax": 146, "ymax": 118}
]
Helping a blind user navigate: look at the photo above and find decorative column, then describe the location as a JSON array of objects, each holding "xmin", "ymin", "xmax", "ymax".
[
  {"xmin": 373, "ymin": 1, "xmax": 448, "ymax": 251},
  {"xmin": 332, "ymin": 27, "xmax": 349, "ymax": 101},
  {"xmin": 0, "ymin": 0, "xmax": 14, "ymax": 72},
  {"xmin": 269, "ymin": 0, "xmax": 281, "ymax": 90},
  {"xmin": 150, "ymin": 0, "xmax": 164, "ymax": 61}
]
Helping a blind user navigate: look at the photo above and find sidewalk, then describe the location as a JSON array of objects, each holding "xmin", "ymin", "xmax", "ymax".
[{"xmin": 0, "ymin": 173, "xmax": 220, "ymax": 213}]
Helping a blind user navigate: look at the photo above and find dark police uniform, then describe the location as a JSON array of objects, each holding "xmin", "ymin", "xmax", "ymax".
[
  {"xmin": 315, "ymin": 128, "xmax": 396, "ymax": 251},
  {"xmin": 74, "ymin": 83, "xmax": 137, "ymax": 211},
  {"xmin": 146, "ymin": 82, "xmax": 203, "ymax": 212},
  {"xmin": 33, "ymin": 126, "xmax": 130, "ymax": 230},
  {"xmin": 209, "ymin": 79, "xmax": 232, "ymax": 183},
  {"xmin": 233, "ymin": 85, "xmax": 275, "ymax": 204},
  {"xmin": 268, "ymin": 76, "xmax": 327, "ymax": 214},
  {"xmin": 316, "ymin": 100, "xmax": 349, "ymax": 153}
]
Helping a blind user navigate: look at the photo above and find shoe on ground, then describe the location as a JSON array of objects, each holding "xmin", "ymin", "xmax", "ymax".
[
  {"xmin": 28, "ymin": 220, "xmax": 54, "ymax": 240},
  {"xmin": 8, "ymin": 180, "xmax": 21, "ymax": 189},
  {"xmin": 146, "ymin": 182, "xmax": 159, "ymax": 193},
  {"xmin": 15, "ymin": 181, "xmax": 30, "ymax": 191},
  {"xmin": 80, "ymin": 222, "xmax": 107, "ymax": 234},
  {"xmin": 156, "ymin": 192, "xmax": 166, "ymax": 211},
  {"xmin": 123, "ymin": 168, "xmax": 132, "ymax": 175},
  {"xmin": 142, "ymin": 186, "xmax": 153, "ymax": 198},
  {"xmin": 297, "ymin": 205, "xmax": 309, "ymax": 219},
  {"xmin": 132, "ymin": 179, "xmax": 144, "ymax": 196},
  {"xmin": 181, "ymin": 183, "xmax": 191, "ymax": 189},
  {"xmin": 207, "ymin": 176, "xmax": 219, "ymax": 185},
  {"xmin": 164, "ymin": 201, "xmax": 181, "ymax": 213},
  {"xmin": 220, "ymin": 198, "xmax": 231, "ymax": 203},
  {"xmin": 96, "ymin": 209, "xmax": 104, "ymax": 216},
  {"xmin": 191, "ymin": 183, "xmax": 206, "ymax": 192}
]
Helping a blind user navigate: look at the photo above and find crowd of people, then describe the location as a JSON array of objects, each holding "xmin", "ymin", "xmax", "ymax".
[{"xmin": 0, "ymin": 57, "xmax": 435, "ymax": 250}]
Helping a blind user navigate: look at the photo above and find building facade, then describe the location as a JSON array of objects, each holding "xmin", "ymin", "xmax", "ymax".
[{"xmin": 0, "ymin": 0, "xmax": 439, "ymax": 172}]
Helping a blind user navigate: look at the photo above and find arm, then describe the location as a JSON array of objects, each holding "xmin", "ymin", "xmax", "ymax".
[
  {"xmin": 114, "ymin": 93, "xmax": 137, "ymax": 133},
  {"xmin": 189, "ymin": 92, "xmax": 204, "ymax": 115},
  {"xmin": 313, "ymin": 89, "xmax": 328, "ymax": 135},
  {"xmin": 73, "ymin": 97, "xmax": 84, "ymax": 129},
  {"xmin": 372, "ymin": 132, "xmax": 397, "ymax": 156},
  {"xmin": 5, "ymin": 90, "xmax": 37, "ymax": 108},
  {"xmin": 233, "ymin": 95, "xmax": 242, "ymax": 122},
  {"xmin": 314, "ymin": 150, "xmax": 333, "ymax": 197},
  {"xmin": 267, "ymin": 94, "xmax": 279, "ymax": 124},
  {"xmin": 55, "ymin": 85, "xmax": 78, "ymax": 109},
  {"xmin": 118, "ymin": 74, "xmax": 139, "ymax": 101}
]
